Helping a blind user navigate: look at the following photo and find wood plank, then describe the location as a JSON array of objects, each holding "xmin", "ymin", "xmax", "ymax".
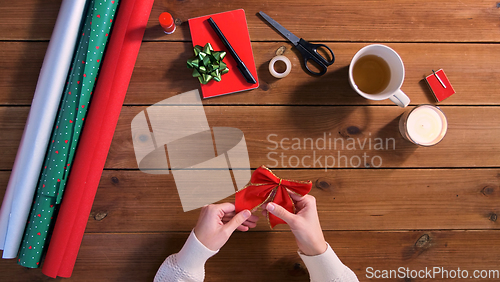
[
  {"xmin": 148, "ymin": 0, "xmax": 500, "ymax": 43},
  {"xmin": 1, "ymin": 0, "xmax": 500, "ymax": 43},
  {"xmin": 0, "ymin": 230, "xmax": 500, "ymax": 281},
  {"xmin": 2, "ymin": 42, "xmax": 500, "ymax": 106},
  {"xmin": 2, "ymin": 168, "xmax": 498, "ymax": 233},
  {"xmin": 0, "ymin": 0, "xmax": 60, "ymax": 41},
  {"xmin": 0, "ymin": 42, "xmax": 46, "ymax": 105},
  {"xmin": 79, "ymin": 168, "xmax": 500, "ymax": 232},
  {"xmin": 111, "ymin": 105, "xmax": 500, "ymax": 169},
  {"xmin": 61, "ymin": 168, "xmax": 500, "ymax": 232},
  {"xmin": 128, "ymin": 42, "xmax": 500, "ymax": 106},
  {"xmin": 1, "ymin": 106, "xmax": 499, "ymax": 170}
]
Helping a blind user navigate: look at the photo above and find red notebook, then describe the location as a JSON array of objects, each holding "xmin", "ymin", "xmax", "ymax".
[
  {"xmin": 425, "ymin": 69, "xmax": 456, "ymax": 102},
  {"xmin": 188, "ymin": 9, "xmax": 259, "ymax": 98}
]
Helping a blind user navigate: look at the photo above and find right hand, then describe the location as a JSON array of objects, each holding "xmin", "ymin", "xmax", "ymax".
[{"xmin": 264, "ymin": 194, "xmax": 327, "ymax": 256}]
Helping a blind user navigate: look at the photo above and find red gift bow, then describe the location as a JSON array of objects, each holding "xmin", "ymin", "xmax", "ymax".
[{"xmin": 235, "ymin": 166, "xmax": 312, "ymax": 228}]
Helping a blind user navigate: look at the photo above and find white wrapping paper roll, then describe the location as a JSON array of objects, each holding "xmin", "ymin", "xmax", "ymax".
[{"xmin": 0, "ymin": 0, "xmax": 88, "ymax": 259}]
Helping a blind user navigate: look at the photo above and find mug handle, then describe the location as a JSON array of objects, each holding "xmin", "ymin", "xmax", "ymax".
[{"xmin": 389, "ymin": 89, "xmax": 410, "ymax": 108}]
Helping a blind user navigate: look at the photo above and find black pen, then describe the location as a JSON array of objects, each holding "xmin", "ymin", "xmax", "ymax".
[{"xmin": 207, "ymin": 17, "xmax": 257, "ymax": 84}]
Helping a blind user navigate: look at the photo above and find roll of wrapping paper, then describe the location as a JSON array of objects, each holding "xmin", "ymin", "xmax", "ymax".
[
  {"xmin": 0, "ymin": 0, "xmax": 88, "ymax": 259},
  {"xmin": 42, "ymin": 0, "xmax": 154, "ymax": 277},
  {"xmin": 17, "ymin": 0, "xmax": 118, "ymax": 268}
]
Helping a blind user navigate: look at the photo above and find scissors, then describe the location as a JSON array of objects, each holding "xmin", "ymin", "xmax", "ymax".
[{"xmin": 258, "ymin": 11, "xmax": 335, "ymax": 76}]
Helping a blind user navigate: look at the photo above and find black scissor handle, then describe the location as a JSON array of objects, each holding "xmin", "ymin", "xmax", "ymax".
[{"xmin": 296, "ymin": 39, "xmax": 335, "ymax": 76}]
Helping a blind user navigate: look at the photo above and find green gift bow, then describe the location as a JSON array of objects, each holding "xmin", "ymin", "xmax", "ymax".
[
  {"xmin": 187, "ymin": 43, "xmax": 229, "ymax": 84},
  {"xmin": 17, "ymin": 0, "xmax": 119, "ymax": 268}
]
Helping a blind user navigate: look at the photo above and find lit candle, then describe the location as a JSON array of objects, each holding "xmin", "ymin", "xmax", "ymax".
[{"xmin": 399, "ymin": 105, "xmax": 448, "ymax": 146}]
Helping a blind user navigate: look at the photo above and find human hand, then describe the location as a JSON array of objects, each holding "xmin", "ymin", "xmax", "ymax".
[
  {"xmin": 264, "ymin": 194, "xmax": 327, "ymax": 256},
  {"xmin": 194, "ymin": 203, "xmax": 258, "ymax": 251}
]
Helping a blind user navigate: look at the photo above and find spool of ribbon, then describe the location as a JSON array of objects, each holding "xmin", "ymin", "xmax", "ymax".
[
  {"xmin": 187, "ymin": 43, "xmax": 229, "ymax": 84},
  {"xmin": 235, "ymin": 166, "xmax": 312, "ymax": 228}
]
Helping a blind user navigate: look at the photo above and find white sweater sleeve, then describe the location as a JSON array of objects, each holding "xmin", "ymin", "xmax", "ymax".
[
  {"xmin": 154, "ymin": 230, "xmax": 218, "ymax": 282},
  {"xmin": 298, "ymin": 243, "xmax": 359, "ymax": 282}
]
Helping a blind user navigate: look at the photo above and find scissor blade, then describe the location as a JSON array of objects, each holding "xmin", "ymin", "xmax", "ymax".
[{"xmin": 258, "ymin": 11, "xmax": 300, "ymax": 45}]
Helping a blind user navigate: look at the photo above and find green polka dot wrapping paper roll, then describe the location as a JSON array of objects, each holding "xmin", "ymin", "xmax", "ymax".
[{"xmin": 18, "ymin": 0, "xmax": 119, "ymax": 268}]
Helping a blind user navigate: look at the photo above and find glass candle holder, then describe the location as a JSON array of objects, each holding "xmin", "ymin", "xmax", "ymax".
[{"xmin": 399, "ymin": 104, "xmax": 448, "ymax": 146}]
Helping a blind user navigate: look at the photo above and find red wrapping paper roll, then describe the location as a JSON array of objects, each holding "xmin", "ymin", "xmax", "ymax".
[{"xmin": 41, "ymin": 0, "xmax": 154, "ymax": 277}]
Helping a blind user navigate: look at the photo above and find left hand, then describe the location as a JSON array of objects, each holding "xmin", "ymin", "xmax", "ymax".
[{"xmin": 194, "ymin": 203, "xmax": 258, "ymax": 251}]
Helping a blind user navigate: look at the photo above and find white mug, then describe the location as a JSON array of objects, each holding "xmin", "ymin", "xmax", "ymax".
[{"xmin": 348, "ymin": 44, "xmax": 410, "ymax": 107}]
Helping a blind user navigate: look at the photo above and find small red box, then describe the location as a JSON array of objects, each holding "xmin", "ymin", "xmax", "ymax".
[{"xmin": 425, "ymin": 69, "xmax": 455, "ymax": 102}]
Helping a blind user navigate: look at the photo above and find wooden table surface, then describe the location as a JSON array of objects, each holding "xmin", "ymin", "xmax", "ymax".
[{"xmin": 1, "ymin": 0, "xmax": 500, "ymax": 281}]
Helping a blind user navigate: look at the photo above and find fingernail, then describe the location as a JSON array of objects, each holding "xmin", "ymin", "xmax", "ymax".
[
  {"xmin": 243, "ymin": 210, "xmax": 251, "ymax": 219},
  {"xmin": 266, "ymin": 203, "xmax": 275, "ymax": 212}
]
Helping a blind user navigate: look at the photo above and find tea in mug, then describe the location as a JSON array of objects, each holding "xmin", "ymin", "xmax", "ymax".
[{"xmin": 352, "ymin": 55, "xmax": 391, "ymax": 94}]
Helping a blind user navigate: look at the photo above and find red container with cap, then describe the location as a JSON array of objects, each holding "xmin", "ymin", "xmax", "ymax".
[{"xmin": 159, "ymin": 12, "xmax": 176, "ymax": 34}]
